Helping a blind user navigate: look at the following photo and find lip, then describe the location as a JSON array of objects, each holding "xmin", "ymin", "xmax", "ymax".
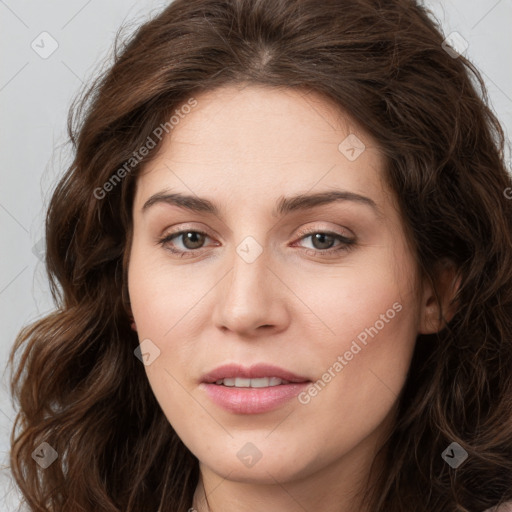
[
  {"xmin": 201, "ymin": 363, "xmax": 310, "ymax": 384},
  {"xmin": 200, "ymin": 363, "xmax": 311, "ymax": 414}
]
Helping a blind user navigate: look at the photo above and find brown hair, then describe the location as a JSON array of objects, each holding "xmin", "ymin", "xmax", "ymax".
[{"xmin": 8, "ymin": 0, "xmax": 512, "ymax": 510}]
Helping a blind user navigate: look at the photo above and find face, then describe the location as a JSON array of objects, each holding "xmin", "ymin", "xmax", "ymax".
[{"xmin": 127, "ymin": 84, "xmax": 424, "ymax": 488}]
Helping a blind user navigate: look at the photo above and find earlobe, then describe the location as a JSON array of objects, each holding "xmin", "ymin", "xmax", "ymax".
[
  {"xmin": 129, "ymin": 315, "xmax": 137, "ymax": 331},
  {"xmin": 418, "ymin": 259, "xmax": 461, "ymax": 335}
]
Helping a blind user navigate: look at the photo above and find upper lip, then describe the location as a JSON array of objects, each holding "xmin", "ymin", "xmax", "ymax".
[{"xmin": 201, "ymin": 363, "xmax": 310, "ymax": 383}]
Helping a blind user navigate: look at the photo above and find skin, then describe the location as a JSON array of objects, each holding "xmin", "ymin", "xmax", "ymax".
[{"xmin": 127, "ymin": 84, "xmax": 456, "ymax": 512}]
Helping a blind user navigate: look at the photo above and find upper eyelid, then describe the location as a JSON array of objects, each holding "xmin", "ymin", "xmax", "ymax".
[
  {"xmin": 161, "ymin": 224, "xmax": 353, "ymax": 239},
  {"xmin": 295, "ymin": 225, "xmax": 354, "ymax": 239}
]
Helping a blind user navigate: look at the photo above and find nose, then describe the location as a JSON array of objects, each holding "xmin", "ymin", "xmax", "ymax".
[{"xmin": 211, "ymin": 243, "xmax": 290, "ymax": 337}]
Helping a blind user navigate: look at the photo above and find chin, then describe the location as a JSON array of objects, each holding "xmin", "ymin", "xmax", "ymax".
[{"xmin": 195, "ymin": 440, "xmax": 317, "ymax": 483}]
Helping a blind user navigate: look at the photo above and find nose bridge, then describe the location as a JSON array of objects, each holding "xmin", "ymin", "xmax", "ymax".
[
  {"xmin": 212, "ymin": 231, "xmax": 285, "ymax": 334},
  {"xmin": 225, "ymin": 235, "xmax": 269, "ymax": 311}
]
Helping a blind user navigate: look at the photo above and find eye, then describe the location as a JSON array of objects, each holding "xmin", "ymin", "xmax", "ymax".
[
  {"xmin": 293, "ymin": 229, "xmax": 356, "ymax": 257},
  {"xmin": 157, "ymin": 228, "xmax": 356, "ymax": 258},
  {"xmin": 157, "ymin": 230, "xmax": 213, "ymax": 257}
]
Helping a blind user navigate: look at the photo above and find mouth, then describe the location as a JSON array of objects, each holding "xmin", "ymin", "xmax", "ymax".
[{"xmin": 200, "ymin": 363, "xmax": 311, "ymax": 414}]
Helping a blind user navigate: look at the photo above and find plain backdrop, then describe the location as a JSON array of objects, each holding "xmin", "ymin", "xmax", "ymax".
[{"xmin": 1, "ymin": 0, "xmax": 511, "ymax": 509}]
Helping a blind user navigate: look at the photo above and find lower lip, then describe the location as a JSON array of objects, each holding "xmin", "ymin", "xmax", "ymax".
[{"xmin": 201, "ymin": 382, "xmax": 310, "ymax": 414}]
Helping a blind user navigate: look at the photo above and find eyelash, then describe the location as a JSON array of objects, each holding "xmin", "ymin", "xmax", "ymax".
[{"xmin": 157, "ymin": 228, "xmax": 356, "ymax": 259}]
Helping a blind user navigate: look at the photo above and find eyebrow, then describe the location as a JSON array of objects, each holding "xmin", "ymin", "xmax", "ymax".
[{"xmin": 141, "ymin": 189, "xmax": 382, "ymax": 218}]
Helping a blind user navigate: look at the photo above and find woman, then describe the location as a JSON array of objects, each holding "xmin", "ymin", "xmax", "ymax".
[{"xmin": 8, "ymin": 0, "xmax": 512, "ymax": 510}]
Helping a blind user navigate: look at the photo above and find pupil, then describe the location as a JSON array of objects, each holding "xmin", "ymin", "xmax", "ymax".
[
  {"xmin": 313, "ymin": 233, "xmax": 334, "ymax": 250},
  {"xmin": 184, "ymin": 232, "xmax": 204, "ymax": 249}
]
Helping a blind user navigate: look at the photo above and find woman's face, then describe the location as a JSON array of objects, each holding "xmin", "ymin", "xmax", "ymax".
[{"xmin": 128, "ymin": 84, "xmax": 426, "ymax": 487}]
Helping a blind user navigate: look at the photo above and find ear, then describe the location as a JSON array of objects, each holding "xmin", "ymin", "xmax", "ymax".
[
  {"xmin": 418, "ymin": 258, "xmax": 461, "ymax": 335},
  {"xmin": 125, "ymin": 304, "xmax": 137, "ymax": 332}
]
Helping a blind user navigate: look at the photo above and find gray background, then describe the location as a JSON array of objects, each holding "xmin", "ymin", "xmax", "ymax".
[{"xmin": 1, "ymin": 0, "xmax": 511, "ymax": 509}]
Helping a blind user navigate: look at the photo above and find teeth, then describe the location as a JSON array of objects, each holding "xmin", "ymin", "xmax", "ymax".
[
  {"xmin": 234, "ymin": 377, "xmax": 251, "ymax": 387},
  {"xmin": 252, "ymin": 377, "xmax": 274, "ymax": 388},
  {"xmin": 215, "ymin": 377, "xmax": 290, "ymax": 387}
]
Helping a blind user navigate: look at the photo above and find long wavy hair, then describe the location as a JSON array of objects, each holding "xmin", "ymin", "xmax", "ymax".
[{"xmin": 7, "ymin": 0, "xmax": 512, "ymax": 510}]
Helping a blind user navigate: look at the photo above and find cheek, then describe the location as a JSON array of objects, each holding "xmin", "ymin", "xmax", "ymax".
[
  {"xmin": 297, "ymin": 241, "xmax": 419, "ymax": 405},
  {"xmin": 127, "ymin": 238, "xmax": 213, "ymax": 406},
  {"xmin": 303, "ymin": 243, "xmax": 417, "ymax": 351},
  {"xmin": 127, "ymin": 242, "xmax": 204, "ymax": 427},
  {"xmin": 127, "ymin": 237, "xmax": 206, "ymax": 337}
]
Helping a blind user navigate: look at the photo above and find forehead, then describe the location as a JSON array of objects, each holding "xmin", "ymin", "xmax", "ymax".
[{"xmin": 134, "ymin": 84, "xmax": 391, "ymax": 213}]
